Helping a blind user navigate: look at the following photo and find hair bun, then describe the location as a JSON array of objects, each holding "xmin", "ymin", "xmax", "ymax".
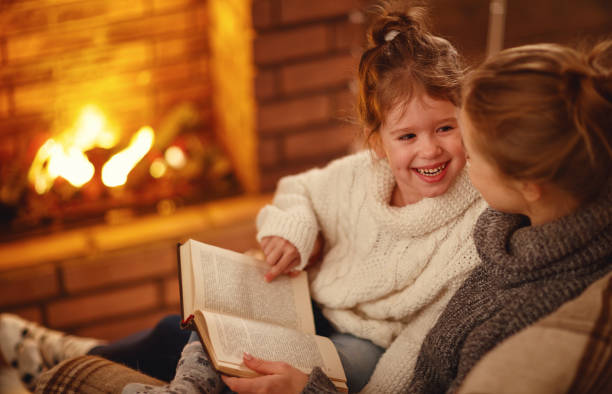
[
  {"xmin": 587, "ymin": 40, "xmax": 612, "ymax": 102},
  {"xmin": 589, "ymin": 40, "xmax": 612, "ymax": 75},
  {"xmin": 384, "ymin": 30, "xmax": 400, "ymax": 42},
  {"xmin": 367, "ymin": 2, "xmax": 428, "ymax": 47}
]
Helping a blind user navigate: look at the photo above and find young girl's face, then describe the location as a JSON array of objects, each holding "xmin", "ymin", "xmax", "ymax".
[
  {"xmin": 459, "ymin": 109, "xmax": 527, "ymax": 214},
  {"xmin": 377, "ymin": 94, "xmax": 465, "ymax": 205}
]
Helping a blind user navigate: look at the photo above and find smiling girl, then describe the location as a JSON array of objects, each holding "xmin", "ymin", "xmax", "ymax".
[{"xmin": 241, "ymin": 2, "xmax": 486, "ymax": 393}]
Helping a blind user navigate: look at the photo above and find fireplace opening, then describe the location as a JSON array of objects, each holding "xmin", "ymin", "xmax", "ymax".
[{"xmin": 0, "ymin": 0, "xmax": 257, "ymax": 241}]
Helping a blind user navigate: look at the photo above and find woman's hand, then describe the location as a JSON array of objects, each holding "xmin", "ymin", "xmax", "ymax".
[{"xmin": 221, "ymin": 353, "xmax": 309, "ymax": 394}]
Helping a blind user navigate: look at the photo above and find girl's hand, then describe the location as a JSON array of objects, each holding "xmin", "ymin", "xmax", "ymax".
[
  {"xmin": 260, "ymin": 233, "xmax": 325, "ymax": 282},
  {"xmin": 260, "ymin": 236, "xmax": 300, "ymax": 282},
  {"xmin": 221, "ymin": 353, "xmax": 309, "ymax": 394}
]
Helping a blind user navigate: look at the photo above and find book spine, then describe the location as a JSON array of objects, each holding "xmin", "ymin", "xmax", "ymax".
[{"xmin": 177, "ymin": 242, "xmax": 186, "ymax": 320}]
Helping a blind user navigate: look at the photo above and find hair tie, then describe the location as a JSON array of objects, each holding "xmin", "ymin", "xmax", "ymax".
[{"xmin": 385, "ymin": 30, "xmax": 400, "ymax": 42}]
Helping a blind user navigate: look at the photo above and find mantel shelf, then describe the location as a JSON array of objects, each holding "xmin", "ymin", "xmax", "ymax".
[{"xmin": 0, "ymin": 194, "xmax": 271, "ymax": 271}]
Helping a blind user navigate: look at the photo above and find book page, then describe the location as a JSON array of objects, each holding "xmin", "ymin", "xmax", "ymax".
[
  {"xmin": 184, "ymin": 239, "xmax": 314, "ymax": 333},
  {"xmin": 200, "ymin": 310, "xmax": 345, "ymax": 382}
]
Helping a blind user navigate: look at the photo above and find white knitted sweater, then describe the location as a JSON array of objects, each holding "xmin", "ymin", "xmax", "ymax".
[{"xmin": 256, "ymin": 151, "xmax": 486, "ymax": 393}]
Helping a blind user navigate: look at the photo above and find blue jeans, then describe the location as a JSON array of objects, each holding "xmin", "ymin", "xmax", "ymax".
[
  {"xmin": 313, "ymin": 302, "xmax": 384, "ymax": 392},
  {"xmin": 329, "ymin": 332, "xmax": 385, "ymax": 393},
  {"xmin": 88, "ymin": 314, "xmax": 189, "ymax": 382}
]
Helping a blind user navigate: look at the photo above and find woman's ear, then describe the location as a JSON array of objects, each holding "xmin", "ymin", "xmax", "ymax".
[{"xmin": 517, "ymin": 181, "xmax": 542, "ymax": 203}]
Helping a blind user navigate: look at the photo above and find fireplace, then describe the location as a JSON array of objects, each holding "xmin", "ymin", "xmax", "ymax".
[
  {"xmin": 0, "ymin": 0, "xmax": 258, "ymax": 240},
  {"xmin": 0, "ymin": 0, "xmax": 367, "ymax": 342}
]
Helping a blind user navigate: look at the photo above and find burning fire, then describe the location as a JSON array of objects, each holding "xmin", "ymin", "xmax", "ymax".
[
  {"xmin": 28, "ymin": 105, "xmax": 155, "ymax": 193},
  {"xmin": 31, "ymin": 140, "xmax": 95, "ymax": 191},
  {"xmin": 101, "ymin": 126, "xmax": 154, "ymax": 187}
]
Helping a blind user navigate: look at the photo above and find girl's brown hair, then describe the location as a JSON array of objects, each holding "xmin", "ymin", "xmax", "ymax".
[
  {"xmin": 358, "ymin": 1, "xmax": 463, "ymax": 144},
  {"xmin": 463, "ymin": 40, "xmax": 612, "ymax": 202}
]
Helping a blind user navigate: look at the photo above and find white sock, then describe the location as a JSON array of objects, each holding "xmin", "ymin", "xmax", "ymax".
[
  {"xmin": 14, "ymin": 338, "xmax": 45, "ymax": 391},
  {"xmin": 122, "ymin": 341, "xmax": 222, "ymax": 394},
  {"xmin": 0, "ymin": 313, "xmax": 105, "ymax": 388}
]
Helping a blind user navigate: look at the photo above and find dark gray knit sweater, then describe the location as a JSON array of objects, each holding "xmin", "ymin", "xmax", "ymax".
[{"xmin": 407, "ymin": 182, "xmax": 612, "ymax": 393}]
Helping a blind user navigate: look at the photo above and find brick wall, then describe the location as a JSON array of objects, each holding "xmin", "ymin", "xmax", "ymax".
[
  {"xmin": 429, "ymin": 0, "xmax": 611, "ymax": 64},
  {"xmin": 1, "ymin": 242, "xmax": 180, "ymax": 340},
  {"xmin": 0, "ymin": 197, "xmax": 265, "ymax": 341},
  {"xmin": 0, "ymin": 0, "xmax": 211, "ymax": 142},
  {"xmin": 252, "ymin": 0, "xmax": 367, "ymax": 191}
]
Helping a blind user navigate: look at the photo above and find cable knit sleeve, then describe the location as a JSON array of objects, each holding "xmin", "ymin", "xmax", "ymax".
[
  {"xmin": 256, "ymin": 152, "xmax": 369, "ymax": 270},
  {"xmin": 256, "ymin": 172, "xmax": 320, "ymax": 270}
]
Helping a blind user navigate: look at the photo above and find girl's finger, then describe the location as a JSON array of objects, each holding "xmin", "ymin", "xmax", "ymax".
[
  {"xmin": 261, "ymin": 238, "xmax": 276, "ymax": 258},
  {"xmin": 264, "ymin": 255, "xmax": 296, "ymax": 282},
  {"xmin": 264, "ymin": 244, "xmax": 283, "ymax": 266},
  {"xmin": 276, "ymin": 249, "xmax": 297, "ymax": 272}
]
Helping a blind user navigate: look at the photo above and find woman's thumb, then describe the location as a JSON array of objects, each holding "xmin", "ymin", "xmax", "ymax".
[{"xmin": 242, "ymin": 353, "xmax": 286, "ymax": 375}]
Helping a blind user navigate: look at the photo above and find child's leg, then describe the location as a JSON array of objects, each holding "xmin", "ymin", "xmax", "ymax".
[
  {"xmin": 329, "ymin": 332, "xmax": 385, "ymax": 393},
  {"xmin": 122, "ymin": 332, "xmax": 223, "ymax": 394},
  {"xmin": 87, "ymin": 314, "xmax": 190, "ymax": 382},
  {"xmin": 1, "ymin": 313, "xmax": 189, "ymax": 389},
  {"xmin": 0, "ymin": 313, "xmax": 104, "ymax": 390}
]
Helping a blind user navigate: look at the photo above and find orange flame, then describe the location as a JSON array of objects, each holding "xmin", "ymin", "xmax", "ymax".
[
  {"xmin": 101, "ymin": 126, "xmax": 154, "ymax": 187},
  {"xmin": 28, "ymin": 105, "xmax": 120, "ymax": 194},
  {"xmin": 28, "ymin": 105, "xmax": 155, "ymax": 193}
]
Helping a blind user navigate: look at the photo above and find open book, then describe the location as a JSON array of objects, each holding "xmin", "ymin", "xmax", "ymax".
[{"xmin": 178, "ymin": 239, "xmax": 347, "ymax": 392}]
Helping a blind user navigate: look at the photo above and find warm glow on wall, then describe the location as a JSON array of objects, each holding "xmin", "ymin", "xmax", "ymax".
[
  {"xmin": 71, "ymin": 105, "xmax": 119, "ymax": 150},
  {"xmin": 102, "ymin": 126, "xmax": 154, "ymax": 187},
  {"xmin": 209, "ymin": 0, "xmax": 257, "ymax": 193}
]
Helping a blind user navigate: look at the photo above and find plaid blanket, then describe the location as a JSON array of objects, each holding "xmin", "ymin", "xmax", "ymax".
[
  {"xmin": 35, "ymin": 355, "xmax": 164, "ymax": 394},
  {"xmin": 459, "ymin": 272, "xmax": 612, "ymax": 393}
]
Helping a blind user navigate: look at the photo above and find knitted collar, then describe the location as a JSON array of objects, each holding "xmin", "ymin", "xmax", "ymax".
[
  {"xmin": 369, "ymin": 157, "xmax": 481, "ymax": 237},
  {"xmin": 474, "ymin": 179, "xmax": 612, "ymax": 286}
]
